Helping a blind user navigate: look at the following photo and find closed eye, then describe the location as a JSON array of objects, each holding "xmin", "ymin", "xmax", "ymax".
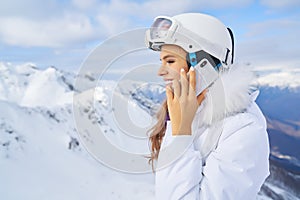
[{"xmin": 166, "ymin": 60, "xmax": 175, "ymax": 64}]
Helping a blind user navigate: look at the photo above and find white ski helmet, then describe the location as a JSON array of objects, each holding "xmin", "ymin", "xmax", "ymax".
[{"xmin": 145, "ymin": 13, "xmax": 234, "ymax": 67}]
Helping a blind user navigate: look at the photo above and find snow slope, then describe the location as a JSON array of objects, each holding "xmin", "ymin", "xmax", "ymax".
[
  {"xmin": 0, "ymin": 62, "xmax": 299, "ymax": 199},
  {"xmin": 0, "ymin": 62, "xmax": 155, "ymax": 200}
]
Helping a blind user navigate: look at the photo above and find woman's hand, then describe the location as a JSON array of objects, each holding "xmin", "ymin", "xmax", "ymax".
[{"xmin": 166, "ymin": 67, "xmax": 206, "ymax": 136}]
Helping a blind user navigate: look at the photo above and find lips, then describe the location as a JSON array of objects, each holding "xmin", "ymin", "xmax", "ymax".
[{"xmin": 164, "ymin": 79, "xmax": 173, "ymax": 86}]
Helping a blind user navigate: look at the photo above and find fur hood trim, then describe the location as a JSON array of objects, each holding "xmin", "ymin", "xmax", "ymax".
[{"xmin": 198, "ymin": 64, "xmax": 255, "ymax": 126}]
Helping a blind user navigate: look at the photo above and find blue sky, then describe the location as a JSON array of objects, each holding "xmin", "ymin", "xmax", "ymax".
[{"xmin": 0, "ymin": 0, "xmax": 300, "ymax": 71}]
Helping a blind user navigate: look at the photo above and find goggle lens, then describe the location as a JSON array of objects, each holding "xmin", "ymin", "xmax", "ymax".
[{"xmin": 150, "ymin": 18, "xmax": 172, "ymax": 40}]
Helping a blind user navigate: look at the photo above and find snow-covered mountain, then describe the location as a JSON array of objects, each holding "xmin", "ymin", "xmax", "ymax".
[
  {"xmin": 0, "ymin": 62, "xmax": 299, "ymax": 199},
  {"xmin": 0, "ymin": 62, "xmax": 155, "ymax": 200},
  {"xmin": 256, "ymin": 86, "xmax": 300, "ymax": 173},
  {"xmin": 255, "ymin": 69, "xmax": 300, "ymax": 89}
]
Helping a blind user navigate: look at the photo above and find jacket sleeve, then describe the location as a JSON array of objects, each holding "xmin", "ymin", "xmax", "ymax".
[
  {"xmin": 155, "ymin": 131, "xmax": 203, "ymax": 200},
  {"xmin": 155, "ymin": 113, "xmax": 270, "ymax": 200}
]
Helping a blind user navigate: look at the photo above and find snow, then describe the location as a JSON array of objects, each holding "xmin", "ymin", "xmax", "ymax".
[
  {"xmin": 254, "ymin": 67, "xmax": 300, "ymax": 89},
  {"xmin": 256, "ymin": 70, "xmax": 300, "ymax": 89},
  {"xmin": 1, "ymin": 62, "xmax": 299, "ymax": 199},
  {"xmin": 0, "ymin": 62, "xmax": 155, "ymax": 200},
  {"xmin": 0, "ymin": 62, "xmax": 73, "ymax": 108}
]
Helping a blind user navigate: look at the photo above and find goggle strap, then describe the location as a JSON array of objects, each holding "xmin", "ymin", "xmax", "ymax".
[
  {"xmin": 222, "ymin": 48, "xmax": 230, "ymax": 65},
  {"xmin": 227, "ymin": 27, "xmax": 234, "ymax": 64}
]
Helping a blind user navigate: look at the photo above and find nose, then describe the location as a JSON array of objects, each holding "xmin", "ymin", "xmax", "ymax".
[{"xmin": 157, "ymin": 65, "xmax": 168, "ymax": 76}]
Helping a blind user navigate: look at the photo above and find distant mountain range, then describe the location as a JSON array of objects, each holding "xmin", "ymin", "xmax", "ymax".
[
  {"xmin": 256, "ymin": 86, "xmax": 300, "ymax": 173},
  {"xmin": 0, "ymin": 62, "xmax": 299, "ymax": 199}
]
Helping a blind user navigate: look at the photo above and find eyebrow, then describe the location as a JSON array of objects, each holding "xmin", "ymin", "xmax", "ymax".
[{"xmin": 160, "ymin": 55, "xmax": 175, "ymax": 61}]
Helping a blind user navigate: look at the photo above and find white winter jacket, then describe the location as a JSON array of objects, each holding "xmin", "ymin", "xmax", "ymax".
[{"xmin": 155, "ymin": 66, "xmax": 270, "ymax": 200}]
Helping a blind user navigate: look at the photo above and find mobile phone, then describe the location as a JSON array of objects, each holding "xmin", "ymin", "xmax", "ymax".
[{"xmin": 191, "ymin": 58, "xmax": 219, "ymax": 96}]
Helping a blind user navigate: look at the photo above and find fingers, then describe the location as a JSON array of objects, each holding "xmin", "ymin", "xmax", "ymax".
[
  {"xmin": 188, "ymin": 67, "xmax": 207, "ymax": 105},
  {"xmin": 173, "ymin": 79, "xmax": 180, "ymax": 98},
  {"xmin": 180, "ymin": 68, "xmax": 188, "ymax": 97},
  {"xmin": 166, "ymin": 67, "xmax": 192, "ymax": 102},
  {"xmin": 166, "ymin": 85, "xmax": 173, "ymax": 104},
  {"xmin": 197, "ymin": 89, "xmax": 207, "ymax": 105},
  {"xmin": 189, "ymin": 67, "xmax": 196, "ymax": 96}
]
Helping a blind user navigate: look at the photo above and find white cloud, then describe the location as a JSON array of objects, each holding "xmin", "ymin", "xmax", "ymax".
[
  {"xmin": 0, "ymin": 0, "xmax": 102, "ymax": 48},
  {"xmin": 92, "ymin": 0, "xmax": 255, "ymax": 37},
  {"xmin": 237, "ymin": 18, "xmax": 300, "ymax": 69},
  {"xmin": 245, "ymin": 19, "xmax": 300, "ymax": 38},
  {"xmin": 2, "ymin": 0, "xmax": 298, "ymax": 73},
  {"xmin": 72, "ymin": 0, "xmax": 97, "ymax": 10},
  {"xmin": 96, "ymin": 0, "xmax": 254, "ymax": 20},
  {"xmin": 1, "ymin": 0, "xmax": 298, "ymax": 73},
  {"xmin": 0, "ymin": 0, "xmax": 64, "ymax": 19},
  {"xmin": 135, "ymin": 0, "xmax": 193, "ymax": 17},
  {"xmin": 193, "ymin": 0, "xmax": 253, "ymax": 9},
  {"xmin": 260, "ymin": 0, "xmax": 300, "ymax": 9},
  {"xmin": 0, "ymin": 14, "xmax": 97, "ymax": 47},
  {"xmin": 96, "ymin": 14, "xmax": 131, "ymax": 36},
  {"xmin": 0, "ymin": 0, "xmax": 256, "ymax": 48}
]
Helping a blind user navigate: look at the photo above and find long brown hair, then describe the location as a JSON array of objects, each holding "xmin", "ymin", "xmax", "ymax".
[
  {"xmin": 147, "ymin": 99, "xmax": 168, "ymax": 172},
  {"xmin": 146, "ymin": 45, "xmax": 188, "ymax": 172}
]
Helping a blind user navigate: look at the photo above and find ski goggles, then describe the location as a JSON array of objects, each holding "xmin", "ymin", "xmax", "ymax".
[
  {"xmin": 145, "ymin": 16, "xmax": 229, "ymax": 64},
  {"xmin": 146, "ymin": 17, "xmax": 175, "ymax": 51}
]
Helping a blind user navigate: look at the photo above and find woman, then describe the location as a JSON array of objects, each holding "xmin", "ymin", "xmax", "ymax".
[{"xmin": 145, "ymin": 13, "xmax": 270, "ymax": 199}]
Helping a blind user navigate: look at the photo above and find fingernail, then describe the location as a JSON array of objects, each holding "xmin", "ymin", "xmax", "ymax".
[
  {"xmin": 180, "ymin": 68, "xmax": 185, "ymax": 72},
  {"xmin": 190, "ymin": 67, "xmax": 195, "ymax": 71}
]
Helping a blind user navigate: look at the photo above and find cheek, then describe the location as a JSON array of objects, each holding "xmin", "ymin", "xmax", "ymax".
[
  {"xmin": 170, "ymin": 61, "xmax": 187, "ymax": 79},
  {"xmin": 168, "ymin": 67, "xmax": 181, "ymax": 79},
  {"xmin": 173, "ymin": 60, "xmax": 186, "ymax": 71},
  {"xmin": 174, "ymin": 61, "xmax": 188, "ymax": 73},
  {"xmin": 180, "ymin": 60, "xmax": 189, "ymax": 72}
]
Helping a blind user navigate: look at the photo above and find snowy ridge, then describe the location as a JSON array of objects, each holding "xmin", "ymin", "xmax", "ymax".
[
  {"xmin": 0, "ymin": 62, "xmax": 74, "ymax": 108},
  {"xmin": 0, "ymin": 62, "xmax": 155, "ymax": 199},
  {"xmin": 254, "ymin": 68, "xmax": 300, "ymax": 90},
  {"xmin": 0, "ymin": 62, "xmax": 299, "ymax": 199}
]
